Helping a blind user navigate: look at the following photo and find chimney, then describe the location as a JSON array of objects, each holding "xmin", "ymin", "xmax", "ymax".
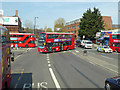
[{"xmin": 15, "ymin": 10, "xmax": 18, "ymax": 16}]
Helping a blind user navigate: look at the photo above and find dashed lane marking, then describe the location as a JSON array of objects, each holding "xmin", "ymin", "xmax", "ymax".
[
  {"xmin": 48, "ymin": 61, "xmax": 50, "ymax": 64},
  {"xmin": 48, "ymin": 64, "xmax": 51, "ymax": 67},
  {"xmin": 100, "ymin": 55, "xmax": 113, "ymax": 60},
  {"xmin": 49, "ymin": 68, "xmax": 61, "ymax": 89},
  {"xmin": 47, "ymin": 58, "xmax": 50, "ymax": 60},
  {"xmin": 75, "ymin": 50, "xmax": 79, "ymax": 53}
]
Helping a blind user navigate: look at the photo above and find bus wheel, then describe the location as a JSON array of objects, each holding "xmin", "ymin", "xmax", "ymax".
[
  {"xmin": 53, "ymin": 49, "xmax": 55, "ymax": 53},
  {"xmin": 66, "ymin": 47, "xmax": 69, "ymax": 51},
  {"xmin": 115, "ymin": 49, "xmax": 118, "ymax": 53},
  {"xmin": 25, "ymin": 45, "xmax": 28, "ymax": 48}
]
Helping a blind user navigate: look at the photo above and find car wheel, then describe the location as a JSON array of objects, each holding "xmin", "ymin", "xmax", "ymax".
[
  {"xmin": 105, "ymin": 83, "xmax": 111, "ymax": 90},
  {"xmin": 115, "ymin": 49, "xmax": 118, "ymax": 53},
  {"xmin": 97, "ymin": 49, "xmax": 99, "ymax": 52},
  {"xmin": 25, "ymin": 45, "xmax": 28, "ymax": 48},
  {"xmin": 66, "ymin": 47, "xmax": 69, "ymax": 51},
  {"xmin": 53, "ymin": 49, "xmax": 55, "ymax": 53},
  {"xmin": 103, "ymin": 50, "xmax": 105, "ymax": 53}
]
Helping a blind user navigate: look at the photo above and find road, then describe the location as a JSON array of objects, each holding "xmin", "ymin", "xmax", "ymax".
[{"xmin": 10, "ymin": 47, "xmax": 118, "ymax": 89}]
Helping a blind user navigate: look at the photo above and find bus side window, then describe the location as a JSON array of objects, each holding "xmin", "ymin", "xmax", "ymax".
[
  {"xmin": 47, "ymin": 34, "xmax": 51, "ymax": 39},
  {"xmin": 70, "ymin": 41, "xmax": 72, "ymax": 45},
  {"xmin": 63, "ymin": 35, "xmax": 65, "ymax": 38},
  {"xmin": 52, "ymin": 35, "xmax": 55, "ymax": 38},
  {"xmin": 63, "ymin": 42, "xmax": 66, "ymax": 46},
  {"xmin": 58, "ymin": 35, "xmax": 61, "ymax": 38},
  {"xmin": 70, "ymin": 35, "xmax": 73, "ymax": 38},
  {"xmin": 52, "ymin": 43, "xmax": 55, "ymax": 47},
  {"xmin": 66, "ymin": 42, "xmax": 69, "ymax": 45},
  {"xmin": 111, "ymin": 42, "xmax": 113, "ymax": 46},
  {"xmin": 56, "ymin": 34, "xmax": 58, "ymax": 38},
  {"xmin": 55, "ymin": 43, "xmax": 59, "ymax": 46}
]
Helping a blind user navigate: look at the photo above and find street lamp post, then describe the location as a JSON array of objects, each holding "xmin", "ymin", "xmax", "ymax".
[{"xmin": 34, "ymin": 17, "xmax": 38, "ymax": 34}]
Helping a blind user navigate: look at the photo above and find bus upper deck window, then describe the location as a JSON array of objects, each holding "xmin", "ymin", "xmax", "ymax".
[
  {"xmin": 70, "ymin": 35, "xmax": 73, "ymax": 38},
  {"xmin": 56, "ymin": 35, "xmax": 58, "ymax": 38},
  {"xmin": 63, "ymin": 35, "xmax": 65, "ymax": 38},
  {"xmin": 47, "ymin": 34, "xmax": 51, "ymax": 39},
  {"xmin": 52, "ymin": 35, "xmax": 55, "ymax": 38}
]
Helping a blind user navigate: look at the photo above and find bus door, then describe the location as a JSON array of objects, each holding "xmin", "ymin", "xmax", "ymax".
[
  {"xmin": 46, "ymin": 43, "xmax": 51, "ymax": 52},
  {"xmin": 59, "ymin": 42, "xmax": 63, "ymax": 51}
]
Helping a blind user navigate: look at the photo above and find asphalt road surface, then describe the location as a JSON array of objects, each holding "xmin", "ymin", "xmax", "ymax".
[{"xmin": 10, "ymin": 47, "xmax": 118, "ymax": 89}]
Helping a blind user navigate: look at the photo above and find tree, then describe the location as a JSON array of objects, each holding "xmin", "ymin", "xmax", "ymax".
[
  {"xmin": 23, "ymin": 20, "xmax": 34, "ymax": 33},
  {"xmin": 78, "ymin": 7, "xmax": 104, "ymax": 40},
  {"xmin": 54, "ymin": 18, "xmax": 66, "ymax": 32},
  {"xmin": 46, "ymin": 28, "xmax": 53, "ymax": 32}
]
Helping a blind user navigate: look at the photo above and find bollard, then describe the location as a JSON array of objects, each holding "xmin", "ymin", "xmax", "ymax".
[{"xmin": 83, "ymin": 50, "xmax": 87, "ymax": 56}]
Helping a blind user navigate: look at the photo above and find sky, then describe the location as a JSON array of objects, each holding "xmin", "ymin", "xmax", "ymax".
[{"xmin": 1, "ymin": 1, "xmax": 118, "ymax": 30}]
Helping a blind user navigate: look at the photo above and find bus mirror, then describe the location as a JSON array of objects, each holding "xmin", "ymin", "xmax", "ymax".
[{"xmin": 11, "ymin": 57, "xmax": 14, "ymax": 62}]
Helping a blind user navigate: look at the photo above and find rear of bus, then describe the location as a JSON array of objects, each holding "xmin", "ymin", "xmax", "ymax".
[
  {"xmin": 0, "ymin": 26, "xmax": 12, "ymax": 88},
  {"xmin": 10, "ymin": 33, "xmax": 35, "ymax": 48},
  {"xmin": 109, "ymin": 34, "xmax": 120, "ymax": 52}
]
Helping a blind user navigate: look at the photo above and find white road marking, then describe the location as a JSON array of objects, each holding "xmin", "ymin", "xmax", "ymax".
[
  {"xmin": 47, "ymin": 58, "xmax": 50, "ymax": 61},
  {"xmin": 38, "ymin": 83, "xmax": 40, "ymax": 89},
  {"xmin": 32, "ymin": 83, "xmax": 34, "ymax": 88},
  {"xmin": 72, "ymin": 52, "xmax": 77, "ymax": 55},
  {"xmin": 88, "ymin": 61, "xmax": 118, "ymax": 74},
  {"xmin": 15, "ymin": 55, "xmax": 22, "ymax": 59},
  {"xmin": 89, "ymin": 61, "xmax": 96, "ymax": 65},
  {"xmin": 47, "ymin": 57, "xmax": 49, "ymax": 59},
  {"xmin": 100, "ymin": 55, "xmax": 113, "ymax": 60},
  {"xmin": 49, "ymin": 68, "xmax": 61, "ymax": 89},
  {"xmin": 90, "ymin": 53, "xmax": 95, "ymax": 55},
  {"xmin": 48, "ymin": 61, "xmax": 50, "ymax": 64},
  {"xmin": 75, "ymin": 50, "xmax": 79, "ymax": 52},
  {"xmin": 48, "ymin": 64, "xmax": 51, "ymax": 67}
]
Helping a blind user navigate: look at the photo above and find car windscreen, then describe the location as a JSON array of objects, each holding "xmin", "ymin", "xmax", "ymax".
[{"xmin": 86, "ymin": 42, "xmax": 92, "ymax": 44}]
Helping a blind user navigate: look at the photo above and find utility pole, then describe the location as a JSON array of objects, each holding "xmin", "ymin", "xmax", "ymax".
[{"xmin": 34, "ymin": 17, "xmax": 38, "ymax": 34}]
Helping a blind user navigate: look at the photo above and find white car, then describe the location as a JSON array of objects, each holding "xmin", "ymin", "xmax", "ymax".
[
  {"xmin": 97, "ymin": 46, "xmax": 113, "ymax": 53},
  {"xmin": 81, "ymin": 40, "xmax": 93, "ymax": 49}
]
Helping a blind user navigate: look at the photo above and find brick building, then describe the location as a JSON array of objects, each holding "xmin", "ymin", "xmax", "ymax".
[
  {"xmin": 65, "ymin": 16, "xmax": 113, "ymax": 38},
  {"xmin": 2, "ymin": 10, "xmax": 22, "ymax": 33}
]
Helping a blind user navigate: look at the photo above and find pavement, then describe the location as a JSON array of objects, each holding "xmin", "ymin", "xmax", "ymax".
[{"xmin": 9, "ymin": 46, "xmax": 118, "ymax": 89}]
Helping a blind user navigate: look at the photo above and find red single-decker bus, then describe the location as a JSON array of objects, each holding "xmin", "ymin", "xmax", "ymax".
[
  {"xmin": 37, "ymin": 32, "xmax": 75, "ymax": 53},
  {"xmin": 10, "ymin": 33, "xmax": 35, "ymax": 48},
  {"xmin": 109, "ymin": 33, "xmax": 120, "ymax": 53}
]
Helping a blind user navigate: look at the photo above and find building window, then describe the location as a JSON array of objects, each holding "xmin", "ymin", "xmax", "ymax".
[
  {"xmin": 74, "ymin": 30, "xmax": 76, "ymax": 34},
  {"xmin": 71, "ymin": 26, "xmax": 73, "ymax": 29},
  {"xmin": 68, "ymin": 27, "xmax": 70, "ymax": 30},
  {"xmin": 71, "ymin": 31, "xmax": 73, "ymax": 33},
  {"xmin": 74, "ymin": 26, "xmax": 76, "ymax": 29},
  {"xmin": 68, "ymin": 31, "xmax": 70, "ymax": 33},
  {"xmin": 78, "ymin": 25, "xmax": 79, "ymax": 28}
]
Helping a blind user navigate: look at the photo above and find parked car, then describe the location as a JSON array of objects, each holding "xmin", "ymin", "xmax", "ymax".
[
  {"xmin": 105, "ymin": 76, "xmax": 120, "ymax": 90},
  {"xmin": 81, "ymin": 40, "xmax": 93, "ymax": 49},
  {"xmin": 97, "ymin": 45, "xmax": 113, "ymax": 53}
]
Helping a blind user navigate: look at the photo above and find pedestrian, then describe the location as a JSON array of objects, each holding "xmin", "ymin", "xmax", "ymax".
[
  {"xmin": 11, "ymin": 44, "xmax": 13, "ymax": 49},
  {"xmin": 15, "ymin": 44, "xmax": 18, "ymax": 50}
]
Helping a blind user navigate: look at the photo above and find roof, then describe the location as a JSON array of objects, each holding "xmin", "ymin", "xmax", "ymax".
[
  {"xmin": 10, "ymin": 33, "xmax": 34, "ymax": 35},
  {"xmin": 41, "ymin": 32, "xmax": 74, "ymax": 35}
]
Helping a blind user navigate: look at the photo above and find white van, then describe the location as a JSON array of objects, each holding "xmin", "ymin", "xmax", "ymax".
[{"xmin": 81, "ymin": 40, "xmax": 93, "ymax": 49}]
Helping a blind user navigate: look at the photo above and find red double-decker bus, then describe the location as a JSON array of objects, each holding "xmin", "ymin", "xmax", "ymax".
[
  {"xmin": 109, "ymin": 33, "xmax": 120, "ymax": 53},
  {"xmin": 10, "ymin": 33, "xmax": 35, "ymax": 48},
  {"xmin": 0, "ymin": 26, "xmax": 14, "ymax": 89},
  {"xmin": 37, "ymin": 32, "xmax": 75, "ymax": 53}
]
